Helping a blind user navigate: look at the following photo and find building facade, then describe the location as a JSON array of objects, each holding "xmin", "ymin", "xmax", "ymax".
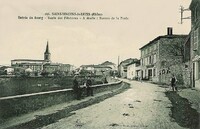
[
  {"xmin": 140, "ymin": 28, "xmax": 187, "ymax": 84},
  {"xmin": 101, "ymin": 61, "xmax": 117, "ymax": 70},
  {"xmin": 80, "ymin": 64, "xmax": 112, "ymax": 76},
  {"xmin": 183, "ymin": 34, "xmax": 192, "ymax": 87},
  {"xmin": 11, "ymin": 41, "xmax": 73, "ymax": 76},
  {"xmin": 118, "ymin": 58, "xmax": 135, "ymax": 78},
  {"xmin": 190, "ymin": 0, "xmax": 200, "ymax": 89},
  {"xmin": 126, "ymin": 60, "xmax": 140, "ymax": 80}
]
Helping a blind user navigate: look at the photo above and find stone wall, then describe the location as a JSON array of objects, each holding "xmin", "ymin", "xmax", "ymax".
[
  {"xmin": 182, "ymin": 61, "xmax": 192, "ymax": 87},
  {"xmin": 0, "ymin": 81, "xmax": 122, "ymax": 121},
  {"xmin": 157, "ymin": 37, "xmax": 187, "ymax": 84}
]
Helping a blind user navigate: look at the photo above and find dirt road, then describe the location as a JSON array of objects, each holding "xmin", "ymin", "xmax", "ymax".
[{"xmin": 42, "ymin": 80, "xmax": 188, "ymax": 129}]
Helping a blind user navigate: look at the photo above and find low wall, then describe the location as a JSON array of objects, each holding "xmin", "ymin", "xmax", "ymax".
[
  {"xmin": 0, "ymin": 81, "xmax": 122, "ymax": 122},
  {"xmin": 0, "ymin": 75, "xmax": 105, "ymax": 97}
]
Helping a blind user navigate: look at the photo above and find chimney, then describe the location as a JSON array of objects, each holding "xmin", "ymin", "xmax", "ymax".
[{"xmin": 167, "ymin": 27, "xmax": 173, "ymax": 35}]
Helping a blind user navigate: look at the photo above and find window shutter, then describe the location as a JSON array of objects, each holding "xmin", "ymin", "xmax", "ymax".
[
  {"xmin": 191, "ymin": 31, "xmax": 193, "ymax": 49},
  {"xmin": 197, "ymin": 28, "xmax": 199, "ymax": 49},
  {"xmin": 193, "ymin": 28, "xmax": 199, "ymax": 50}
]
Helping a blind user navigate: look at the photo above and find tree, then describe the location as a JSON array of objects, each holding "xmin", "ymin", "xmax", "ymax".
[{"xmin": 161, "ymin": 38, "xmax": 186, "ymax": 63}]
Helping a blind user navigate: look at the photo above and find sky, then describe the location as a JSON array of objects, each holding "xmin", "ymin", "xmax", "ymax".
[{"xmin": 0, "ymin": 0, "xmax": 191, "ymax": 67}]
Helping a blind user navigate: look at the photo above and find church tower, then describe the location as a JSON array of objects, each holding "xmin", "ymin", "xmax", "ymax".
[{"xmin": 44, "ymin": 41, "xmax": 51, "ymax": 62}]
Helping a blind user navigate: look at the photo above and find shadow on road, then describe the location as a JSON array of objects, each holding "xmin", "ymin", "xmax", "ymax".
[{"xmin": 165, "ymin": 91, "xmax": 200, "ymax": 129}]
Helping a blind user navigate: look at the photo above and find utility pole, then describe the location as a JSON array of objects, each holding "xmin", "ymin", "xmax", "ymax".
[
  {"xmin": 179, "ymin": 5, "xmax": 191, "ymax": 24},
  {"xmin": 117, "ymin": 56, "xmax": 120, "ymax": 77},
  {"xmin": 118, "ymin": 56, "xmax": 120, "ymax": 67}
]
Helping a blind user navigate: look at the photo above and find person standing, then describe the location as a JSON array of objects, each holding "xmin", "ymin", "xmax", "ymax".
[
  {"xmin": 170, "ymin": 74, "xmax": 177, "ymax": 91},
  {"xmin": 138, "ymin": 76, "xmax": 142, "ymax": 83},
  {"xmin": 104, "ymin": 76, "xmax": 108, "ymax": 84},
  {"xmin": 73, "ymin": 76, "xmax": 81, "ymax": 100},
  {"xmin": 86, "ymin": 76, "xmax": 93, "ymax": 96}
]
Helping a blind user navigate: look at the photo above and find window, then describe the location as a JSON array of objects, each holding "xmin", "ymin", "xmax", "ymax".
[
  {"xmin": 198, "ymin": 61, "xmax": 200, "ymax": 79},
  {"xmin": 141, "ymin": 59, "xmax": 143, "ymax": 66},
  {"xmin": 153, "ymin": 68, "xmax": 156, "ymax": 76},
  {"xmin": 195, "ymin": 61, "xmax": 200, "ymax": 80},
  {"xmin": 154, "ymin": 43, "xmax": 157, "ymax": 50},
  {"xmin": 153, "ymin": 54, "xmax": 157, "ymax": 63},
  {"xmin": 149, "ymin": 56, "xmax": 152, "ymax": 64},
  {"xmin": 147, "ymin": 57, "xmax": 149, "ymax": 65},
  {"xmin": 150, "ymin": 46, "xmax": 152, "ymax": 52},
  {"xmin": 193, "ymin": 28, "xmax": 199, "ymax": 50},
  {"xmin": 145, "ymin": 49, "xmax": 147, "ymax": 55},
  {"xmin": 194, "ymin": 5, "xmax": 199, "ymax": 22}
]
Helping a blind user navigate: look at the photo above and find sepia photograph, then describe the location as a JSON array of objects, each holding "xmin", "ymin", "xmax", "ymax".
[{"xmin": 0, "ymin": 0, "xmax": 199, "ymax": 129}]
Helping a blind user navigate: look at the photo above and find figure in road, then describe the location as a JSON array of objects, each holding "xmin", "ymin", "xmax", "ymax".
[
  {"xmin": 170, "ymin": 74, "xmax": 177, "ymax": 91},
  {"xmin": 73, "ymin": 76, "xmax": 81, "ymax": 100},
  {"xmin": 104, "ymin": 76, "xmax": 108, "ymax": 84},
  {"xmin": 138, "ymin": 76, "xmax": 142, "ymax": 83},
  {"xmin": 86, "ymin": 76, "xmax": 93, "ymax": 96}
]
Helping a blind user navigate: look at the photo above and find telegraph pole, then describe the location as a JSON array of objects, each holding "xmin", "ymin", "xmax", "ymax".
[{"xmin": 179, "ymin": 5, "xmax": 191, "ymax": 24}]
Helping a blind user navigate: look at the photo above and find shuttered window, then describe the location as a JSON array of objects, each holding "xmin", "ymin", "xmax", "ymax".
[
  {"xmin": 199, "ymin": 61, "xmax": 200, "ymax": 79},
  {"xmin": 193, "ymin": 28, "xmax": 199, "ymax": 50}
]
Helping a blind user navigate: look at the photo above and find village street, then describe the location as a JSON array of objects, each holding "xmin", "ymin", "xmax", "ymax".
[{"xmin": 42, "ymin": 80, "xmax": 189, "ymax": 129}]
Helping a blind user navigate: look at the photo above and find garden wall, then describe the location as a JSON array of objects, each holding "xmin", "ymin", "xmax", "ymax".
[
  {"xmin": 0, "ymin": 80, "xmax": 122, "ymax": 122},
  {"xmin": 0, "ymin": 75, "xmax": 105, "ymax": 97}
]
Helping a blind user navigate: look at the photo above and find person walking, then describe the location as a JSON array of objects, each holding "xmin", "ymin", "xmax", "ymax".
[
  {"xmin": 73, "ymin": 76, "xmax": 81, "ymax": 100},
  {"xmin": 86, "ymin": 76, "xmax": 93, "ymax": 96},
  {"xmin": 170, "ymin": 74, "xmax": 177, "ymax": 92}
]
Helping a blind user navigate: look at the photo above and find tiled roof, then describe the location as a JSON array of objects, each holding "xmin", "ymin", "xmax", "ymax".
[
  {"xmin": 101, "ymin": 61, "xmax": 115, "ymax": 65},
  {"xmin": 80, "ymin": 64, "xmax": 112, "ymax": 69},
  {"xmin": 125, "ymin": 59, "xmax": 140, "ymax": 66},
  {"xmin": 119, "ymin": 58, "xmax": 135, "ymax": 66},
  {"xmin": 139, "ymin": 35, "xmax": 188, "ymax": 50}
]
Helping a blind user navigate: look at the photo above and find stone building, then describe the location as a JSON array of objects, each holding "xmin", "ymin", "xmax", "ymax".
[
  {"xmin": 11, "ymin": 41, "xmax": 73, "ymax": 76},
  {"xmin": 118, "ymin": 58, "xmax": 136, "ymax": 78},
  {"xmin": 190, "ymin": 0, "xmax": 200, "ymax": 89},
  {"xmin": 140, "ymin": 28, "xmax": 188, "ymax": 84},
  {"xmin": 126, "ymin": 59, "xmax": 140, "ymax": 80},
  {"xmin": 101, "ymin": 61, "xmax": 117, "ymax": 70},
  {"xmin": 11, "ymin": 59, "xmax": 45, "ymax": 73},
  {"xmin": 183, "ymin": 34, "xmax": 192, "ymax": 87},
  {"xmin": 80, "ymin": 64, "xmax": 112, "ymax": 76}
]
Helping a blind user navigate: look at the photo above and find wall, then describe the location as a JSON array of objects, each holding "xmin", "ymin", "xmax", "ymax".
[
  {"xmin": 182, "ymin": 61, "xmax": 192, "ymax": 87},
  {"xmin": 195, "ymin": 80, "xmax": 200, "ymax": 90},
  {"xmin": 127, "ymin": 64, "xmax": 135, "ymax": 79},
  {"xmin": 190, "ymin": 1, "xmax": 200, "ymax": 89},
  {"xmin": 0, "ymin": 75, "xmax": 105, "ymax": 97},
  {"xmin": 0, "ymin": 81, "xmax": 122, "ymax": 121},
  {"xmin": 157, "ymin": 37, "xmax": 187, "ymax": 84}
]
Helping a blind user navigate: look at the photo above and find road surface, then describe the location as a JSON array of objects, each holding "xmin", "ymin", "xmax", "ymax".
[{"xmin": 42, "ymin": 80, "xmax": 187, "ymax": 129}]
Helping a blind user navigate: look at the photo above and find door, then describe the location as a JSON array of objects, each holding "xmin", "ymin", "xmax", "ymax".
[
  {"xmin": 148, "ymin": 69, "xmax": 152, "ymax": 80},
  {"xmin": 141, "ymin": 70, "xmax": 143, "ymax": 79}
]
